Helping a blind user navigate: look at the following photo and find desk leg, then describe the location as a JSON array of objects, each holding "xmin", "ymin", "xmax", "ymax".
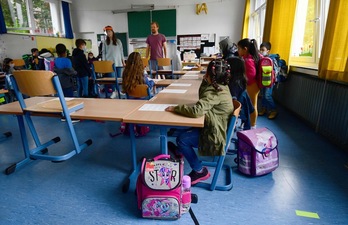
[
  {"xmin": 159, "ymin": 126, "xmax": 168, "ymax": 155},
  {"xmin": 123, "ymin": 123, "xmax": 139, "ymax": 193}
]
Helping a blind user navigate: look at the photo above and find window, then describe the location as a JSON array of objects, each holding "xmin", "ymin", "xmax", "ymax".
[
  {"xmin": 249, "ymin": 0, "xmax": 266, "ymax": 45},
  {"xmin": 0, "ymin": 0, "xmax": 63, "ymax": 36},
  {"xmin": 290, "ymin": 0, "xmax": 330, "ymax": 67}
]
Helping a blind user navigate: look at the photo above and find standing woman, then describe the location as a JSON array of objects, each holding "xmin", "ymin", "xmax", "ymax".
[
  {"xmin": 237, "ymin": 38, "xmax": 261, "ymax": 129},
  {"xmin": 102, "ymin": 25, "xmax": 125, "ymax": 98}
]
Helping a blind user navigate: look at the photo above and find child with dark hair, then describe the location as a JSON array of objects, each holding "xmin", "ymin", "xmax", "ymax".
[
  {"xmin": 29, "ymin": 48, "xmax": 39, "ymax": 70},
  {"xmin": 259, "ymin": 41, "xmax": 278, "ymax": 119},
  {"xmin": 2, "ymin": 58, "xmax": 16, "ymax": 102},
  {"xmin": 72, "ymin": 39, "xmax": 91, "ymax": 97},
  {"xmin": 54, "ymin": 43, "xmax": 77, "ymax": 97},
  {"xmin": 237, "ymin": 38, "xmax": 262, "ymax": 129},
  {"xmin": 227, "ymin": 57, "xmax": 254, "ymax": 130},
  {"xmin": 166, "ymin": 59, "xmax": 234, "ymax": 185}
]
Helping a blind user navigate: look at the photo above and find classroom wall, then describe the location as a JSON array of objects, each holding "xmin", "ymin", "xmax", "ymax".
[
  {"xmin": 0, "ymin": 34, "xmax": 37, "ymax": 62},
  {"xmin": 70, "ymin": 0, "xmax": 245, "ymax": 57}
]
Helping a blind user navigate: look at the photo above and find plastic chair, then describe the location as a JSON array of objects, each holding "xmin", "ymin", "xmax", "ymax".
[
  {"xmin": 156, "ymin": 58, "xmax": 174, "ymax": 79},
  {"xmin": 92, "ymin": 60, "xmax": 121, "ymax": 99},
  {"xmin": 5, "ymin": 70, "xmax": 92, "ymax": 175},
  {"xmin": 12, "ymin": 59, "xmax": 26, "ymax": 69},
  {"xmin": 125, "ymin": 84, "xmax": 152, "ymax": 100},
  {"xmin": 195, "ymin": 99, "xmax": 241, "ymax": 191}
]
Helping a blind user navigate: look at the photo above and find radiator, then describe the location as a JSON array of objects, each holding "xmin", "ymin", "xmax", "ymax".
[{"xmin": 274, "ymin": 73, "xmax": 348, "ymax": 151}]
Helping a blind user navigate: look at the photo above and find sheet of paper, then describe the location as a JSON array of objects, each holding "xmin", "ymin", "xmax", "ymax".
[
  {"xmin": 138, "ymin": 104, "xmax": 178, "ymax": 111},
  {"xmin": 169, "ymin": 83, "xmax": 192, "ymax": 87},
  {"xmin": 160, "ymin": 89, "xmax": 187, "ymax": 94},
  {"xmin": 182, "ymin": 75, "xmax": 199, "ymax": 79}
]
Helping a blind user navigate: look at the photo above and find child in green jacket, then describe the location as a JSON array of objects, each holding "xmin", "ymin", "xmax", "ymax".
[{"xmin": 166, "ymin": 59, "xmax": 234, "ymax": 185}]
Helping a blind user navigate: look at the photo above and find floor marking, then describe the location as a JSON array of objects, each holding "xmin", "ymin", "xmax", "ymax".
[{"xmin": 295, "ymin": 210, "xmax": 320, "ymax": 219}]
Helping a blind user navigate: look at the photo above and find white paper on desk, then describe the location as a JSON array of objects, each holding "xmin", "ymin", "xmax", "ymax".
[
  {"xmin": 139, "ymin": 104, "xmax": 178, "ymax": 111},
  {"xmin": 160, "ymin": 89, "xmax": 187, "ymax": 94},
  {"xmin": 169, "ymin": 83, "xmax": 192, "ymax": 87},
  {"xmin": 182, "ymin": 75, "xmax": 199, "ymax": 79}
]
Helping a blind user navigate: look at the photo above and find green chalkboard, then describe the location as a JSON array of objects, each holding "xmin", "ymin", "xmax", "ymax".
[
  {"xmin": 116, "ymin": 32, "xmax": 128, "ymax": 57},
  {"xmin": 128, "ymin": 11, "xmax": 151, "ymax": 38},
  {"xmin": 128, "ymin": 9, "xmax": 176, "ymax": 38},
  {"xmin": 152, "ymin": 10, "xmax": 176, "ymax": 37}
]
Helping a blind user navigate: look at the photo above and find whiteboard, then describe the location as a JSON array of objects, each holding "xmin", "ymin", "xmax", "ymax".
[{"xmin": 0, "ymin": 34, "xmax": 37, "ymax": 62}]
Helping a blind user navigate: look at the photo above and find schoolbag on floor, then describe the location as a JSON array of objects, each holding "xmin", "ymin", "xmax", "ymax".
[
  {"xmin": 257, "ymin": 57, "xmax": 275, "ymax": 88},
  {"xmin": 136, "ymin": 154, "xmax": 191, "ymax": 220},
  {"xmin": 236, "ymin": 127, "xmax": 279, "ymax": 176},
  {"xmin": 120, "ymin": 122, "xmax": 150, "ymax": 137}
]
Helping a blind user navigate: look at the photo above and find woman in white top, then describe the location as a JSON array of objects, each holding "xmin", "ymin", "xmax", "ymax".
[{"xmin": 102, "ymin": 25, "xmax": 125, "ymax": 98}]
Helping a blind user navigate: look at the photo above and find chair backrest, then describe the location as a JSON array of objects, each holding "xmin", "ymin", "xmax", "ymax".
[
  {"xmin": 12, "ymin": 70, "xmax": 57, "ymax": 96},
  {"xmin": 126, "ymin": 84, "xmax": 151, "ymax": 99},
  {"xmin": 156, "ymin": 58, "xmax": 172, "ymax": 67},
  {"xmin": 141, "ymin": 58, "xmax": 149, "ymax": 67},
  {"xmin": 13, "ymin": 59, "xmax": 26, "ymax": 67},
  {"xmin": 225, "ymin": 100, "xmax": 242, "ymax": 149},
  {"xmin": 92, "ymin": 60, "xmax": 115, "ymax": 73}
]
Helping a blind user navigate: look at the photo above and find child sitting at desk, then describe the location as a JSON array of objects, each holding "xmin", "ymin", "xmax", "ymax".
[
  {"xmin": 122, "ymin": 52, "xmax": 154, "ymax": 98},
  {"xmin": 166, "ymin": 59, "xmax": 234, "ymax": 185}
]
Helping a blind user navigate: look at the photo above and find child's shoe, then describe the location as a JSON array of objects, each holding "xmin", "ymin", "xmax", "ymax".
[
  {"xmin": 268, "ymin": 110, "xmax": 278, "ymax": 120},
  {"xmin": 110, "ymin": 91, "xmax": 118, "ymax": 99},
  {"xmin": 258, "ymin": 107, "xmax": 267, "ymax": 116},
  {"xmin": 189, "ymin": 167, "xmax": 211, "ymax": 185}
]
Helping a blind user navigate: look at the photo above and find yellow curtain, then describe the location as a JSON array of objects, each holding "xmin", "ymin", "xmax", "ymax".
[
  {"xmin": 262, "ymin": 0, "xmax": 297, "ymax": 63},
  {"xmin": 241, "ymin": 0, "xmax": 250, "ymax": 39},
  {"xmin": 318, "ymin": 0, "xmax": 348, "ymax": 83}
]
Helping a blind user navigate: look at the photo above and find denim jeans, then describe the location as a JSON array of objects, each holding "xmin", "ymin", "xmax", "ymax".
[
  {"xmin": 176, "ymin": 128, "xmax": 202, "ymax": 172},
  {"xmin": 261, "ymin": 85, "xmax": 276, "ymax": 110},
  {"xmin": 77, "ymin": 76, "xmax": 89, "ymax": 97}
]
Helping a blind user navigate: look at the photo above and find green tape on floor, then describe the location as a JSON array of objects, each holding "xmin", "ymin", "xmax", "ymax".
[{"xmin": 296, "ymin": 210, "xmax": 320, "ymax": 219}]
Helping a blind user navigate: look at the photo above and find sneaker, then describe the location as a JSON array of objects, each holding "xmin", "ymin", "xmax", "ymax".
[
  {"xmin": 258, "ymin": 107, "xmax": 267, "ymax": 116},
  {"xmin": 251, "ymin": 125, "xmax": 257, "ymax": 129},
  {"xmin": 189, "ymin": 167, "xmax": 211, "ymax": 185},
  {"xmin": 268, "ymin": 111, "xmax": 278, "ymax": 120},
  {"xmin": 167, "ymin": 141, "xmax": 183, "ymax": 159},
  {"xmin": 110, "ymin": 91, "xmax": 118, "ymax": 99}
]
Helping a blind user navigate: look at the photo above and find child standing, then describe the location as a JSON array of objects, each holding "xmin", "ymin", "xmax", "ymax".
[
  {"xmin": 122, "ymin": 52, "xmax": 154, "ymax": 98},
  {"xmin": 237, "ymin": 38, "xmax": 261, "ymax": 129},
  {"xmin": 166, "ymin": 59, "xmax": 234, "ymax": 185},
  {"xmin": 54, "ymin": 43, "xmax": 77, "ymax": 97},
  {"xmin": 72, "ymin": 39, "xmax": 91, "ymax": 97},
  {"xmin": 259, "ymin": 42, "xmax": 278, "ymax": 119},
  {"xmin": 226, "ymin": 57, "xmax": 254, "ymax": 130}
]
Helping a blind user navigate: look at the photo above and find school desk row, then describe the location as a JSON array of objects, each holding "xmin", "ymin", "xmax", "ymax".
[{"xmin": 0, "ymin": 71, "xmax": 204, "ymax": 191}]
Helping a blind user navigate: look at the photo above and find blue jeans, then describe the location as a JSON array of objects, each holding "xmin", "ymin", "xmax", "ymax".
[
  {"xmin": 77, "ymin": 76, "xmax": 89, "ymax": 97},
  {"xmin": 261, "ymin": 85, "xmax": 276, "ymax": 110},
  {"xmin": 176, "ymin": 128, "xmax": 202, "ymax": 172}
]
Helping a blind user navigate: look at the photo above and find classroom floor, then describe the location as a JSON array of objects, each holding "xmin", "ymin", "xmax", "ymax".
[{"xmin": 0, "ymin": 105, "xmax": 347, "ymax": 225}]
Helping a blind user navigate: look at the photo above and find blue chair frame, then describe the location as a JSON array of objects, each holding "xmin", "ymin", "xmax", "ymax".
[
  {"xmin": 5, "ymin": 70, "xmax": 92, "ymax": 175},
  {"xmin": 195, "ymin": 100, "xmax": 241, "ymax": 191},
  {"xmin": 91, "ymin": 61, "xmax": 121, "ymax": 99}
]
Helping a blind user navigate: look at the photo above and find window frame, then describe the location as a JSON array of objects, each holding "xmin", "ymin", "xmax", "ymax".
[
  {"xmin": 2, "ymin": 0, "xmax": 64, "ymax": 37},
  {"xmin": 249, "ymin": 0, "xmax": 267, "ymax": 45},
  {"xmin": 289, "ymin": 0, "xmax": 331, "ymax": 69}
]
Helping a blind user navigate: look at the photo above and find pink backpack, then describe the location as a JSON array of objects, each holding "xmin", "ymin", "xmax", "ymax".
[{"xmin": 136, "ymin": 154, "xmax": 191, "ymax": 220}]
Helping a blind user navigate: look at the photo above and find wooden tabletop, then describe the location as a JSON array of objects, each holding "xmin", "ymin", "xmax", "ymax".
[
  {"xmin": 0, "ymin": 97, "xmax": 146, "ymax": 121},
  {"xmin": 123, "ymin": 72, "xmax": 205, "ymax": 128}
]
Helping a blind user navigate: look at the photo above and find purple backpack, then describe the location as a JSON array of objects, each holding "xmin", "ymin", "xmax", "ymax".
[{"xmin": 236, "ymin": 127, "xmax": 279, "ymax": 176}]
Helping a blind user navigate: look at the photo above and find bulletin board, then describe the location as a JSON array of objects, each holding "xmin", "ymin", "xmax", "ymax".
[
  {"xmin": 36, "ymin": 36, "xmax": 74, "ymax": 55},
  {"xmin": 0, "ymin": 34, "xmax": 37, "ymax": 62}
]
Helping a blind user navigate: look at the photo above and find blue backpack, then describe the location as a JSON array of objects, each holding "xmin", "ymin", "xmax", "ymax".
[{"xmin": 269, "ymin": 54, "xmax": 288, "ymax": 82}]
